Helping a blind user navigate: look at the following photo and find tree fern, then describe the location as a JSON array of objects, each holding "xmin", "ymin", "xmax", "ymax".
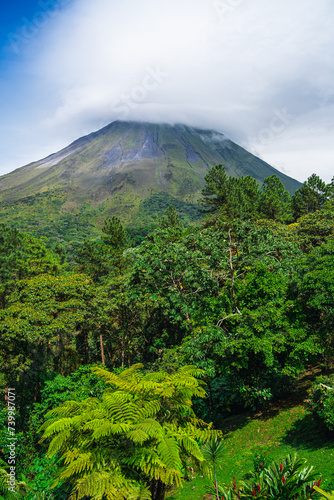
[
  {"xmin": 40, "ymin": 364, "xmax": 221, "ymax": 500},
  {"xmin": 60, "ymin": 453, "xmax": 94, "ymax": 478},
  {"xmin": 136, "ymin": 400, "xmax": 161, "ymax": 420},
  {"xmin": 157, "ymin": 434, "xmax": 182, "ymax": 472},
  {"xmin": 47, "ymin": 429, "xmax": 71, "ymax": 457},
  {"xmin": 103, "ymin": 392, "xmax": 138, "ymax": 422}
]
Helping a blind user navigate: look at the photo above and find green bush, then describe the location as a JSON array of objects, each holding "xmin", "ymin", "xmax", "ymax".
[
  {"xmin": 308, "ymin": 374, "xmax": 334, "ymax": 432},
  {"xmin": 220, "ymin": 454, "xmax": 320, "ymax": 500}
]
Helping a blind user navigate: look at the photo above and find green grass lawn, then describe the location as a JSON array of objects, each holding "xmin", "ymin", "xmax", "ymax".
[{"xmin": 167, "ymin": 399, "xmax": 334, "ymax": 499}]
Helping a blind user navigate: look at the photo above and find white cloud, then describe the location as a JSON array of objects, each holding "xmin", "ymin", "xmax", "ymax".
[{"xmin": 1, "ymin": 0, "xmax": 334, "ymax": 182}]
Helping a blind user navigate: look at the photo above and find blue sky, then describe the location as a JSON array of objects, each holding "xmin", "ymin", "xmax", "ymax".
[
  {"xmin": 1, "ymin": 0, "xmax": 334, "ymax": 183},
  {"xmin": 1, "ymin": 1, "xmax": 41, "ymax": 44}
]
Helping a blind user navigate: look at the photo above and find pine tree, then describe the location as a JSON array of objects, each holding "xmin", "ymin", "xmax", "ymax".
[
  {"xmin": 159, "ymin": 205, "xmax": 182, "ymax": 230},
  {"xmin": 260, "ymin": 175, "xmax": 292, "ymax": 222},
  {"xmin": 102, "ymin": 216, "xmax": 129, "ymax": 249},
  {"xmin": 200, "ymin": 165, "xmax": 261, "ymax": 221},
  {"xmin": 292, "ymin": 173, "xmax": 329, "ymax": 220},
  {"xmin": 101, "ymin": 216, "xmax": 130, "ymax": 274},
  {"xmin": 75, "ymin": 239, "xmax": 110, "ymax": 282},
  {"xmin": 200, "ymin": 164, "xmax": 230, "ymax": 213}
]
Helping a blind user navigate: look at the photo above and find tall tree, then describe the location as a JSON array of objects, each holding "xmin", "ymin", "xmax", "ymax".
[
  {"xmin": 239, "ymin": 175, "xmax": 261, "ymax": 219},
  {"xmin": 260, "ymin": 175, "xmax": 291, "ymax": 222},
  {"xmin": 200, "ymin": 165, "xmax": 260, "ymax": 220},
  {"xmin": 200, "ymin": 164, "xmax": 230, "ymax": 214},
  {"xmin": 102, "ymin": 216, "xmax": 129, "ymax": 248},
  {"xmin": 101, "ymin": 216, "xmax": 130, "ymax": 273},
  {"xmin": 0, "ymin": 273, "xmax": 93, "ymax": 419},
  {"xmin": 0, "ymin": 224, "xmax": 60, "ymax": 308},
  {"xmin": 293, "ymin": 205, "xmax": 334, "ymax": 252},
  {"xmin": 159, "ymin": 205, "xmax": 183, "ymax": 230},
  {"xmin": 127, "ymin": 226, "xmax": 223, "ymax": 338},
  {"xmin": 292, "ymin": 173, "xmax": 328, "ymax": 220},
  {"xmin": 295, "ymin": 239, "xmax": 334, "ymax": 366},
  {"xmin": 327, "ymin": 175, "xmax": 334, "ymax": 200},
  {"xmin": 75, "ymin": 239, "xmax": 110, "ymax": 283}
]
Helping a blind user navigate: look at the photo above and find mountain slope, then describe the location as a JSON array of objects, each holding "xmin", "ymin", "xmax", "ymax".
[{"xmin": 0, "ymin": 121, "xmax": 301, "ymax": 239}]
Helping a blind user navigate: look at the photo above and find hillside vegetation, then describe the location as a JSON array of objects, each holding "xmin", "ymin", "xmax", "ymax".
[{"xmin": 0, "ymin": 122, "xmax": 301, "ymax": 245}]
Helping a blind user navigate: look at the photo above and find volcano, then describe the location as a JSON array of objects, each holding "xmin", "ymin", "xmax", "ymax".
[{"xmin": 0, "ymin": 121, "xmax": 301, "ymax": 237}]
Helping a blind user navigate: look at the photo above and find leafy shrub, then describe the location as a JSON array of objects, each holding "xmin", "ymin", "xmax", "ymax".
[
  {"xmin": 308, "ymin": 374, "xmax": 334, "ymax": 432},
  {"xmin": 221, "ymin": 454, "xmax": 320, "ymax": 499},
  {"xmin": 315, "ymin": 486, "xmax": 334, "ymax": 499}
]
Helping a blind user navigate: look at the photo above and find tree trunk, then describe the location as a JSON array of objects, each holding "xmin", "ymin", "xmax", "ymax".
[
  {"xmin": 207, "ymin": 380, "xmax": 214, "ymax": 419},
  {"xmin": 214, "ymin": 463, "xmax": 220, "ymax": 500},
  {"xmin": 85, "ymin": 331, "xmax": 90, "ymax": 365},
  {"xmin": 150, "ymin": 479, "xmax": 166, "ymax": 500},
  {"xmin": 77, "ymin": 330, "xmax": 90, "ymax": 364},
  {"xmin": 58, "ymin": 333, "xmax": 64, "ymax": 376},
  {"xmin": 228, "ymin": 228, "xmax": 241, "ymax": 315},
  {"xmin": 99, "ymin": 332, "xmax": 105, "ymax": 366}
]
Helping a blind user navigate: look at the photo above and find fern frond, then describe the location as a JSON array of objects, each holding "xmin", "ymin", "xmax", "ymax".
[
  {"xmin": 62, "ymin": 448, "xmax": 81, "ymax": 465},
  {"xmin": 93, "ymin": 421, "xmax": 131, "ymax": 439},
  {"xmin": 133, "ymin": 418, "xmax": 163, "ymax": 439},
  {"xmin": 68, "ymin": 469, "xmax": 127, "ymax": 500},
  {"xmin": 143, "ymin": 371, "xmax": 169, "ymax": 382},
  {"xmin": 82, "ymin": 417, "xmax": 113, "ymax": 432},
  {"xmin": 103, "ymin": 393, "xmax": 138, "ymax": 422},
  {"xmin": 59, "ymin": 453, "xmax": 94, "ymax": 478},
  {"xmin": 175, "ymin": 434, "xmax": 203, "ymax": 461},
  {"xmin": 125, "ymin": 428, "xmax": 149, "ymax": 443},
  {"xmin": 158, "ymin": 386, "xmax": 176, "ymax": 398},
  {"xmin": 91, "ymin": 367, "xmax": 124, "ymax": 387},
  {"xmin": 157, "ymin": 435, "xmax": 182, "ymax": 471},
  {"xmin": 91, "ymin": 364, "xmax": 143, "ymax": 390},
  {"xmin": 47, "ymin": 429, "xmax": 71, "ymax": 457},
  {"xmin": 127, "ymin": 481, "xmax": 152, "ymax": 500},
  {"xmin": 46, "ymin": 398, "xmax": 99, "ymax": 417},
  {"xmin": 80, "ymin": 408, "xmax": 108, "ymax": 420},
  {"xmin": 135, "ymin": 400, "xmax": 161, "ymax": 420},
  {"xmin": 39, "ymin": 416, "xmax": 62, "ymax": 435},
  {"xmin": 41, "ymin": 417, "xmax": 73, "ymax": 437},
  {"xmin": 175, "ymin": 365, "xmax": 205, "ymax": 378},
  {"xmin": 126, "ymin": 447, "xmax": 164, "ymax": 471},
  {"xmin": 119, "ymin": 363, "xmax": 144, "ymax": 377}
]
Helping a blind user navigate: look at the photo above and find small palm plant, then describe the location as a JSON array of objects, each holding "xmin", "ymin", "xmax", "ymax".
[{"xmin": 203, "ymin": 437, "xmax": 225, "ymax": 500}]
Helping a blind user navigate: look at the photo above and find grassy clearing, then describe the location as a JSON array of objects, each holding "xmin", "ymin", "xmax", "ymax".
[{"xmin": 167, "ymin": 387, "xmax": 334, "ymax": 499}]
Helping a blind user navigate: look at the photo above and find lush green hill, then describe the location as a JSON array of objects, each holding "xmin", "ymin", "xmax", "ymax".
[{"xmin": 0, "ymin": 121, "xmax": 301, "ymax": 241}]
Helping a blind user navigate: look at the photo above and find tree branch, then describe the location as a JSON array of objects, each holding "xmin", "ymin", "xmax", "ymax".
[
  {"xmin": 216, "ymin": 313, "xmax": 241, "ymax": 327},
  {"xmin": 228, "ymin": 228, "xmax": 242, "ymax": 316},
  {"xmin": 320, "ymin": 383, "xmax": 334, "ymax": 391}
]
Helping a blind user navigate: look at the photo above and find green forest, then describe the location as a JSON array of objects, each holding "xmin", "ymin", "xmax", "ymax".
[{"xmin": 1, "ymin": 166, "xmax": 334, "ymax": 500}]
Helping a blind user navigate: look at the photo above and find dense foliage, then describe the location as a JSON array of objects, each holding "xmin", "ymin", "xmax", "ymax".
[
  {"xmin": 308, "ymin": 374, "xmax": 334, "ymax": 433},
  {"xmin": 218, "ymin": 454, "xmax": 320, "ymax": 500},
  {"xmin": 0, "ymin": 169, "xmax": 334, "ymax": 499}
]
